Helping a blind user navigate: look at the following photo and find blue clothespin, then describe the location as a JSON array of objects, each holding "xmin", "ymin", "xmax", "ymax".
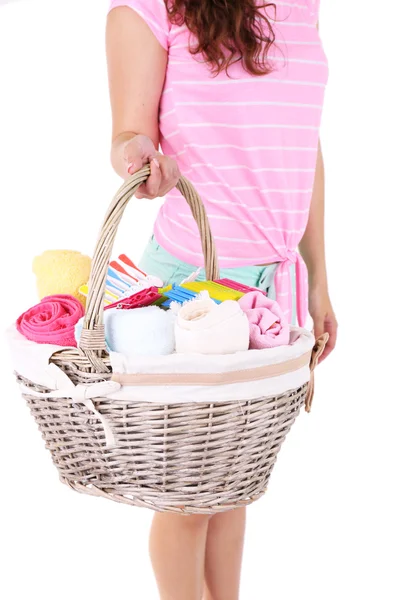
[
  {"xmin": 165, "ymin": 285, "xmax": 197, "ymax": 303},
  {"xmin": 106, "ymin": 278, "xmax": 125, "ymax": 295},
  {"xmin": 108, "ymin": 267, "xmax": 131, "ymax": 291}
]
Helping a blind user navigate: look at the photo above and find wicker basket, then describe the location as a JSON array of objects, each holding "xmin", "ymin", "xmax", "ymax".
[{"xmin": 12, "ymin": 167, "xmax": 328, "ymax": 514}]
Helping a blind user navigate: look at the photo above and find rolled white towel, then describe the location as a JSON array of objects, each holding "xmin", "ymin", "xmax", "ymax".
[
  {"xmin": 175, "ymin": 295, "xmax": 250, "ymax": 355},
  {"xmin": 76, "ymin": 306, "xmax": 176, "ymax": 356}
]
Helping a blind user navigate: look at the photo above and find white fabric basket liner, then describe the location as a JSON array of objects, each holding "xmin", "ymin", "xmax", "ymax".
[{"xmin": 7, "ymin": 325, "xmax": 314, "ymax": 405}]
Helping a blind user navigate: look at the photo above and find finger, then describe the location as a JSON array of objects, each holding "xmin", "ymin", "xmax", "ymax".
[
  {"xmin": 312, "ymin": 315, "xmax": 325, "ymax": 341},
  {"xmin": 319, "ymin": 342, "xmax": 332, "ymax": 362},
  {"xmin": 311, "ymin": 313, "xmax": 327, "ymax": 362},
  {"xmin": 158, "ymin": 158, "xmax": 181, "ymax": 196},
  {"xmin": 319, "ymin": 316, "xmax": 338, "ymax": 362},
  {"xmin": 125, "ymin": 134, "xmax": 158, "ymax": 175},
  {"xmin": 159, "ymin": 173, "xmax": 181, "ymax": 196},
  {"xmin": 135, "ymin": 158, "xmax": 161, "ymax": 199},
  {"xmin": 124, "ymin": 145, "xmax": 144, "ymax": 176},
  {"xmin": 159, "ymin": 156, "xmax": 181, "ymax": 196}
]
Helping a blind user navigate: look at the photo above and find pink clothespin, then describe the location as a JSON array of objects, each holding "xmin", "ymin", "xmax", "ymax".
[
  {"xmin": 104, "ymin": 286, "xmax": 162, "ymax": 311},
  {"xmin": 215, "ymin": 278, "xmax": 267, "ymax": 296}
]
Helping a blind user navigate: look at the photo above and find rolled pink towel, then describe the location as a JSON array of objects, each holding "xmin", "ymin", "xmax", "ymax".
[
  {"xmin": 238, "ymin": 291, "xmax": 290, "ymax": 349},
  {"xmin": 16, "ymin": 294, "xmax": 84, "ymax": 347}
]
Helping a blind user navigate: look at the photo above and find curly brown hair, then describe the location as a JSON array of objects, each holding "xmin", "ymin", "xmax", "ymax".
[{"xmin": 166, "ymin": 0, "xmax": 277, "ymax": 76}]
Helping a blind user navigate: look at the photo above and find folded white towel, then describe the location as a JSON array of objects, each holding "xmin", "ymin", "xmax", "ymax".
[{"xmin": 175, "ymin": 295, "xmax": 250, "ymax": 355}]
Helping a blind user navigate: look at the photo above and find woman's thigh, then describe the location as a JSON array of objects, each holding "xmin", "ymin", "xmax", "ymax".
[
  {"xmin": 139, "ymin": 236, "xmax": 267, "ymax": 288},
  {"xmin": 138, "ymin": 235, "xmax": 196, "ymax": 285}
]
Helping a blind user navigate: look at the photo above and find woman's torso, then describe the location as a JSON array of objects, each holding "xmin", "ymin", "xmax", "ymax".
[{"xmin": 154, "ymin": 0, "xmax": 328, "ymax": 268}]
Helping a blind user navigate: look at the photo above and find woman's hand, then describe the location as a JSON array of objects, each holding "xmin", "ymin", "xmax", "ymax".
[
  {"xmin": 308, "ymin": 284, "xmax": 338, "ymax": 362},
  {"xmin": 123, "ymin": 134, "xmax": 181, "ymax": 199}
]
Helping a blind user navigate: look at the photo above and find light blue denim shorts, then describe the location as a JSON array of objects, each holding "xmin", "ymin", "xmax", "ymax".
[{"xmin": 138, "ymin": 235, "xmax": 297, "ymax": 324}]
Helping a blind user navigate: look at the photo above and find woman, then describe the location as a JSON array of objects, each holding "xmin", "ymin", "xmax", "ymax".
[{"xmin": 106, "ymin": 1, "xmax": 337, "ymax": 598}]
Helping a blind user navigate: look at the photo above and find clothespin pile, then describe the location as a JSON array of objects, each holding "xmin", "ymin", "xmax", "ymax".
[
  {"xmin": 162, "ymin": 278, "xmax": 265, "ymax": 308},
  {"xmin": 79, "ymin": 254, "xmax": 164, "ymax": 306},
  {"xmin": 80, "ymin": 257, "xmax": 265, "ymax": 312}
]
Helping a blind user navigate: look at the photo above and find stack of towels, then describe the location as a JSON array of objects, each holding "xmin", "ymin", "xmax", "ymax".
[
  {"xmin": 74, "ymin": 290, "xmax": 290, "ymax": 356},
  {"xmin": 16, "ymin": 289, "xmax": 291, "ymax": 356}
]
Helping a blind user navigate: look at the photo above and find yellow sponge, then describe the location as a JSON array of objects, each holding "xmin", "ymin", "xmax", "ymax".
[{"xmin": 33, "ymin": 250, "xmax": 92, "ymax": 308}]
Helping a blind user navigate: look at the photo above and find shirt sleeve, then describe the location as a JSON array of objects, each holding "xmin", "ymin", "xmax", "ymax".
[{"xmin": 108, "ymin": 0, "xmax": 171, "ymax": 50}]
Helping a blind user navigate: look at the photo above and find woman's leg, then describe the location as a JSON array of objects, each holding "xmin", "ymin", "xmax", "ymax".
[
  {"xmin": 203, "ymin": 508, "xmax": 246, "ymax": 600},
  {"xmin": 149, "ymin": 512, "xmax": 211, "ymax": 600}
]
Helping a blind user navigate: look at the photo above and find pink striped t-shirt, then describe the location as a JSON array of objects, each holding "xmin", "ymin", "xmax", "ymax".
[{"xmin": 109, "ymin": 0, "xmax": 328, "ymax": 327}]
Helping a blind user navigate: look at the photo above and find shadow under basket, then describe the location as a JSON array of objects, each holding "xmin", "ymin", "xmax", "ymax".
[{"xmin": 12, "ymin": 167, "xmax": 328, "ymax": 514}]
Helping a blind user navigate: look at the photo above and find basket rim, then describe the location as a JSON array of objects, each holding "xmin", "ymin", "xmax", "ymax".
[{"xmin": 112, "ymin": 350, "xmax": 312, "ymax": 387}]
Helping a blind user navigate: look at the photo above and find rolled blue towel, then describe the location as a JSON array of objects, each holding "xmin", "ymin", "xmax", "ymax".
[{"xmin": 75, "ymin": 306, "xmax": 176, "ymax": 356}]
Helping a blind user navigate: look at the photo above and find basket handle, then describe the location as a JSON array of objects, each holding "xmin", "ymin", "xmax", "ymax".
[{"xmin": 79, "ymin": 165, "xmax": 220, "ymax": 366}]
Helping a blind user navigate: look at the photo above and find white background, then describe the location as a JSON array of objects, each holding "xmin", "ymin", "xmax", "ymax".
[{"xmin": 1, "ymin": 1, "xmax": 399, "ymax": 598}]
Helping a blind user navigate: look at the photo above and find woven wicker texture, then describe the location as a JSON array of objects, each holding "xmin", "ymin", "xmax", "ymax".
[
  {"xmin": 16, "ymin": 169, "xmax": 314, "ymax": 514},
  {"xmin": 19, "ymin": 375, "xmax": 308, "ymax": 513}
]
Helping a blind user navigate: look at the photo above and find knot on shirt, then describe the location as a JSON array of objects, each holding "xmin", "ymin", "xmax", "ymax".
[{"xmin": 283, "ymin": 249, "xmax": 299, "ymax": 264}]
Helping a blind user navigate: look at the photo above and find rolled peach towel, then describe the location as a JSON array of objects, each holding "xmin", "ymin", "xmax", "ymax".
[
  {"xmin": 238, "ymin": 291, "xmax": 290, "ymax": 349},
  {"xmin": 16, "ymin": 294, "xmax": 84, "ymax": 347},
  {"xmin": 175, "ymin": 294, "xmax": 250, "ymax": 355}
]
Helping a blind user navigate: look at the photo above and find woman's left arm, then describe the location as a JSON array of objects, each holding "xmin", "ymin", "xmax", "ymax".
[{"xmin": 299, "ymin": 140, "xmax": 338, "ymax": 360}]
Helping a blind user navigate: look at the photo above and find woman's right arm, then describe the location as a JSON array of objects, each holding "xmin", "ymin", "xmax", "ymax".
[{"xmin": 106, "ymin": 7, "xmax": 180, "ymax": 197}]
